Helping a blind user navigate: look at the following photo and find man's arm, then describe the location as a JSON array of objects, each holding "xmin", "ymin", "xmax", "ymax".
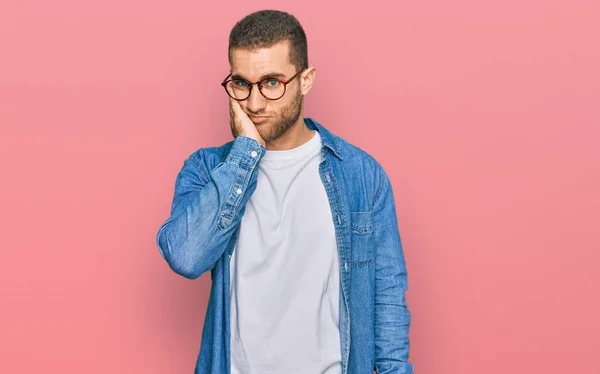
[
  {"xmin": 156, "ymin": 136, "xmax": 265, "ymax": 279},
  {"xmin": 373, "ymin": 169, "xmax": 414, "ymax": 374}
]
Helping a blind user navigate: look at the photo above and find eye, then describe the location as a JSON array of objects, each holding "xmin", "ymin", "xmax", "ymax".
[
  {"xmin": 233, "ymin": 79, "xmax": 250, "ymax": 87},
  {"xmin": 264, "ymin": 79, "xmax": 280, "ymax": 87}
]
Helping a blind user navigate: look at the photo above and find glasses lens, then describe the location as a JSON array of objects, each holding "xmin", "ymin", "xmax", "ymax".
[
  {"xmin": 225, "ymin": 79, "xmax": 250, "ymax": 100},
  {"xmin": 259, "ymin": 78, "xmax": 285, "ymax": 100}
]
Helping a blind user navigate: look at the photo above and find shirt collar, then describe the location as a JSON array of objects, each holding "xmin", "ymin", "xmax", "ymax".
[{"xmin": 304, "ymin": 118, "xmax": 344, "ymax": 160}]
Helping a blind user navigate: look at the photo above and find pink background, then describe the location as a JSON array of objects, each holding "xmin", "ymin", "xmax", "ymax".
[{"xmin": 1, "ymin": 0, "xmax": 599, "ymax": 373}]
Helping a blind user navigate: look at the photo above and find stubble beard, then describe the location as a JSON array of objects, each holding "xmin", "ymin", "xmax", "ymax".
[{"xmin": 255, "ymin": 88, "xmax": 303, "ymax": 143}]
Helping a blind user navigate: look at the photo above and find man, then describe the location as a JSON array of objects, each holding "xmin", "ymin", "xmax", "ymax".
[{"xmin": 156, "ymin": 9, "xmax": 413, "ymax": 374}]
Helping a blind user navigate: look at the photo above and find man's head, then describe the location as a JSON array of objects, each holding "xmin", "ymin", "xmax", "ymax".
[{"xmin": 227, "ymin": 10, "xmax": 315, "ymax": 143}]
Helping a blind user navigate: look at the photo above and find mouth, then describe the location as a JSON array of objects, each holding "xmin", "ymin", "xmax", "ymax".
[{"xmin": 248, "ymin": 115, "xmax": 269, "ymax": 122}]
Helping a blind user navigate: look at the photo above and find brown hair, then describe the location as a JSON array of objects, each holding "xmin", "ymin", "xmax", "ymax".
[{"xmin": 228, "ymin": 10, "xmax": 308, "ymax": 71}]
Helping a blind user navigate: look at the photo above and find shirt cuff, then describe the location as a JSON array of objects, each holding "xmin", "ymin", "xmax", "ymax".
[{"xmin": 225, "ymin": 136, "xmax": 266, "ymax": 167}]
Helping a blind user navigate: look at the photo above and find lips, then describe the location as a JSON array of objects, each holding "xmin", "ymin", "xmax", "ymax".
[{"xmin": 249, "ymin": 115, "xmax": 268, "ymax": 121}]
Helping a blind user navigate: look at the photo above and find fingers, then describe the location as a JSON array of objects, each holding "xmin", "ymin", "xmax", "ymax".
[
  {"xmin": 229, "ymin": 97, "xmax": 250, "ymax": 138},
  {"xmin": 227, "ymin": 97, "xmax": 264, "ymax": 146},
  {"xmin": 229, "ymin": 97, "xmax": 244, "ymax": 118}
]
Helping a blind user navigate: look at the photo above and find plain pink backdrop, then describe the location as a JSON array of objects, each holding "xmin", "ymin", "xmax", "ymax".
[{"xmin": 1, "ymin": 0, "xmax": 599, "ymax": 373}]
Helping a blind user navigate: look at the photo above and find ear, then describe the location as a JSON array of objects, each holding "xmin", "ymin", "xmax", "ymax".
[{"xmin": 299, "ymin": 66, "xmax": 316, "ymax": 95}]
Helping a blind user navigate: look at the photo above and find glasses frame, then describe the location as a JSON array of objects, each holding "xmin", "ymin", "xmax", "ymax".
[{"xmin": 221, "ymin": 70, "xmax": 304, "ymax": 101}]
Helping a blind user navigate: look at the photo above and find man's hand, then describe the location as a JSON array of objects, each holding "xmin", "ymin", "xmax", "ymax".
[{"xmin": 229, "ymin": 98, "xmax": 266, "ymax": 148}]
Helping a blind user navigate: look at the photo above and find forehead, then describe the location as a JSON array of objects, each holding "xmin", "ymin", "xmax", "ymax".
[{"xmin": 230, "ymin": 40, "xmax": 295, "ymax": 79}]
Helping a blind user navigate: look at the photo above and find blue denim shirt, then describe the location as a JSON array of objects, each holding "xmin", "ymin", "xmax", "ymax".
[{"xmin": 156, "ymin": 118, "xmax": 413, "ymax": 374}]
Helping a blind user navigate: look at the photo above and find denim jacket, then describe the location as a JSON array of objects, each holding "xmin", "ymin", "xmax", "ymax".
[{"xmin": 156, "ymin": 118, "xmax": 413, "ymax": 374}]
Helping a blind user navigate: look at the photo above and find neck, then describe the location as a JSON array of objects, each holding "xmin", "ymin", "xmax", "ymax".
[{"xmin": 264, "ymin": 115, "xmax": 314, "ymax": 151}]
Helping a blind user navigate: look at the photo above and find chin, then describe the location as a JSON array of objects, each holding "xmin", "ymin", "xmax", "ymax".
[{"xmin": 255, "ymin": 127, "xmax": 270, "ymax": 140}]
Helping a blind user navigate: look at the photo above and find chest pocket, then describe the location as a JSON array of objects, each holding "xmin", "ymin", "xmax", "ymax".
[{"xmin": 349, "ymin": 211, "xmax": 375, "ymax": 265}]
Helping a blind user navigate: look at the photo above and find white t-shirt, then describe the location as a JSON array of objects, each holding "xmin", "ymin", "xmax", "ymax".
[{"xmin": 230, "ymin": 129, "xmax": 342, "ymax": 374}]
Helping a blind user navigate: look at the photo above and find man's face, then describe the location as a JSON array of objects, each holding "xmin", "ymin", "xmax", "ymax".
[{"xmin": 229, "ymin": 40, "xmax": 303, "ymax": 143}]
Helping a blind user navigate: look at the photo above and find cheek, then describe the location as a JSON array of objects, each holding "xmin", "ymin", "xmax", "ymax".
[
  {"xmin": 274, "ymin": 98, "xmax": 293, "ymax": 115},
  {"xmin": 266, "ymin": 103, "xmax": 285, "ymax": 117}
]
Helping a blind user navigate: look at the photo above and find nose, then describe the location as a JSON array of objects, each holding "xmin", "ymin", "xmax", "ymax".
[{"xmin": 245, "ymin": 84, "xmax": 267, "ymax": 114}]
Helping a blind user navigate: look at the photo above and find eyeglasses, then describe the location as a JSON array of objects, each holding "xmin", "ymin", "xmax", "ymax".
[{"xmin": 221, "ymin": 70, "xmax": 303, "ymax": 101}]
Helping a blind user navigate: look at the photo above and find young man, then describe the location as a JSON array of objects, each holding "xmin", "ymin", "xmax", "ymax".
[{"xmin": 156, "ymin": 9, "xmax": 413, "ymax": 374}]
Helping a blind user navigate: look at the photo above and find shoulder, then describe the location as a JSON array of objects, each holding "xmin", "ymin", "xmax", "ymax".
[
  {"xmin": 333, "ymin": 131, "xmax": 389, "ymax": 189},
  {"xmin": 326, "ymin": 130, "xmax": 392, "ymax": 209},
  {"xmin": 313, "ymin": 117, "xmax": 387, "ymax": 178}
]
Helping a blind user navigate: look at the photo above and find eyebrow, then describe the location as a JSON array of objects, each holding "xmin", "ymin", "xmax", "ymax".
[{"xmin": 230, "ymin": 72, "xmax": 287, "ymax": 81}]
